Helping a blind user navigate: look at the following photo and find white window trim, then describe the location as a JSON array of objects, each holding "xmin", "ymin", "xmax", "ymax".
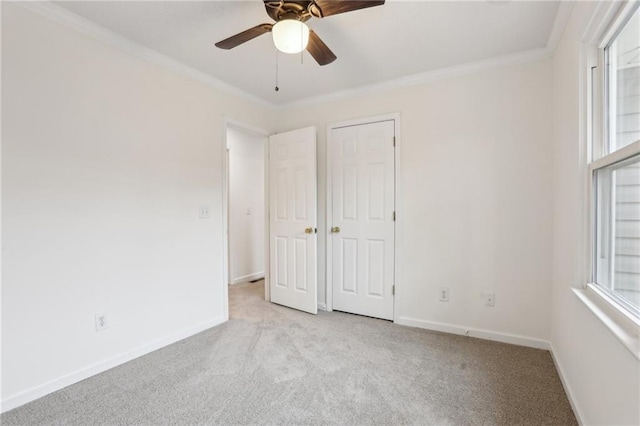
[
  {"xmin": 573, "ymin": 287, "xmax": 640, "ymax": 360},
  {"xmin": 588, "ymin": 140, "xmax": 640, "ymax": 172},
  {"xmin": 577, "ymin": 0, "xmax": 640, "ymax": 361}
]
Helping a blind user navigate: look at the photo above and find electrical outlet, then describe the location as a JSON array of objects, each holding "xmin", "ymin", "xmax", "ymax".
[
  {"xmin": 485, "ymin": 293, "xmax": 495, "ymax": 307},
  {"xmin": 95, "ymin": 313, "xmax": 108, "ymax": 332},
  {"xmin": 199, "ymin": 205, "xmax": 210, "ymax": 219},
  {"xmin": 438, "ymin": 287, "xmax": 449, "ymax": 302}
]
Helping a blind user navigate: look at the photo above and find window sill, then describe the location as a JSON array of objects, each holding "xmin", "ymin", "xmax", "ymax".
[{"xmin": 572, "ymin": 286, "xmax": 640, "ymax": 362}]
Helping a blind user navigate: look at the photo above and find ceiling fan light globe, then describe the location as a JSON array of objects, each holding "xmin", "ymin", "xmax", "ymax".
[{"xmin": 272, "ymin": 20, "xmax": 309, "ymax": 54}]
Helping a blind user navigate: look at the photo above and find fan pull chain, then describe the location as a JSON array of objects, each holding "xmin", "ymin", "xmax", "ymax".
[{"xmin": 275, "ymin": 50, "xmax": 279, "ymax": 92}]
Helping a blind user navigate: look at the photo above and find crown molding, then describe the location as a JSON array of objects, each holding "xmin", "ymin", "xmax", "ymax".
[
  {"xmin": 16, "ymin": 1, "xmax": 275, "ymax": 109},
  {"xmin": 277, "ymin": 46, "xmax": 553, "ymax": 109},
  {"xmin": 583, "ymin": 0, "xmax": 637, "ymax": 47},
  {"xmin": 277, "ymin": 1, "xmax": 575, "ymax": 109},
  {"xmin": 16, "ymin": 1, "xmax": 574, "ymax": 111},
  {"xmin": 547, "ymin": 1, "xmax": 576, "ymax": 53}
]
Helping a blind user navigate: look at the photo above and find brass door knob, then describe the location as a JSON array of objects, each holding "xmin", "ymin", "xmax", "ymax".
[
  {"xmin": 304, "ymin": 227, "xmax": 313, "ymax": 234},
  {"xmin": 331, "ymin": 226, "xmax": 341, "ymax": 233}
]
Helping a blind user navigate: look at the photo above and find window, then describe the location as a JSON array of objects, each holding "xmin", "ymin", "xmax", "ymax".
[{"xmin": 590, "ymin": 2, "xmax": 640, "ymax": 322}]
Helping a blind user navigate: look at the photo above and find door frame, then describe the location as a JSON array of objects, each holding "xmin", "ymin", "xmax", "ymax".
[
  {"xmin": 325, "ymin": 113, "xmax": 402, "ymax": 321},
  {"xmin": 222, "ymin": 117, "xmax": 270, "ymax": 320}
]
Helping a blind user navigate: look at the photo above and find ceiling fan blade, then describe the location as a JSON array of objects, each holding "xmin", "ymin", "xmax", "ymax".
[
  {"xmin": 215, "ymin": 24, "xmax": 273, "ymax": 50},
  {"xmin": 307, "ymin": 30, "xmax": 337, "ymax": 66},
  {"xmin": 309, "ymin": 0, "xmax": 384, "ymax": 18}
]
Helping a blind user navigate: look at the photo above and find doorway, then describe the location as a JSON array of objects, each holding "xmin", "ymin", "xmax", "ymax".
[
  {"xmin": 224, "ymin": 122, "xmax": 268, "ymax": 291},
  {"xmin": 223, "ymin": 121, "xmax": 319, "ymax": 318}
]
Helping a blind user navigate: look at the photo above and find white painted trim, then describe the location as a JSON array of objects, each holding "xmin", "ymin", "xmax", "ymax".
[
  {"xmin": 16, "ymin": 1, "xmax": 272, "ymax": 109},
  {"xmin": 0, "ymin": 317, "xmax": 225, "ymax": 414},
  {"xmin": 0, "ymin": 0, "xmax": 4, "ymax": 412},
  {"xmin": 222, "ymin": 123, "xmax": 230, "ymax": 319},
  {"xmin": 18, "ymin": 1, "xmax": 574, "ymax": 110},
  {"xmin": 222, "ymin": 141, "xmax": 230, "ymax": 319},
  {"xmin": 264, "ymin": 135, "xmax": 271, "ymax": 303},
  {"xmin": 549, "ymin": 343, "xmax": 585, "ymax": 425},
  {"xmin": 576, "ymin": 1, "xmax": 640, "ymax": 361},
  {"xmin": 581, "ymin": 1, "xmax": 625, "ymax": 46},
  {"xmin": 281, "ymin": 48, "xmax": 551, "ymax": 109},
  {"xmin": 225, "ymin": 119, "xmax": 272, "ymax": 140},
  {"xmin": 230, "ymin": 272, "xmax": 265, "ymax": 285},
  {"xmin": 327, "ymin": 113, "xmax": 400, "ymax": 131},
  {"xmin": 392, "ymin": 116, "xmax": 403, "ymax": 325},
  {"xmin": 588, "ymin": 139, "xmax": 640, "ymax": 171},
  {"xmin": 283, "ymin": 1, "xmax": 572, "ymax": 109},
  {"xmin": 282, "ymin": 0, "xmax": 574, "ymax": 109},
  {"xmin": 395, "ymin": 316, "xmax": 551, "ymax": 351},
  {"xmin": 325, "ymin": 129, "xmax": 334, "ymax": 313},
  {"xmin": 326, "ymin": 113, "xmax": 401, "ymax": 318},
  {"xmin": 598, "ymin": 1, "xmax": 640, "ymax": 48},
  {"xmin": 572, "ymin": 288, "xmax": 640, "ymax": 361},
  {"xmin": 325, "ymin": 125, "xmax": 333, "ymax": 312},
  {"xmin": 546, "ymin": 2, "xmax": 576, "ymax": 54}
]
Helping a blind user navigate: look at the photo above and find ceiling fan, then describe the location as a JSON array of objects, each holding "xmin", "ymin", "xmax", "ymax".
[{"xmin": 215, "ymin": 0, "xmax": 385, "ymax": 66}]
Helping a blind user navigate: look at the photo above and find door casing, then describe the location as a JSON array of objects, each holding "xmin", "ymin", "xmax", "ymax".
[{"xmin": 325, "ymin": 113, "xmax": 402, "ymax": 320}]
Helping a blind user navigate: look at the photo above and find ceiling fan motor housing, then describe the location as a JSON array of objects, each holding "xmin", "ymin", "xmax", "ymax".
[{"xmin": 265, "ymin": 1, "xmax": 319, "ymax": 22}]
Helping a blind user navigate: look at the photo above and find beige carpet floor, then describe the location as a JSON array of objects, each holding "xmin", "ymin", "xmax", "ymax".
[{"xmin": 2, "ymin": 280, "xmax": 577, "ymax": 425}]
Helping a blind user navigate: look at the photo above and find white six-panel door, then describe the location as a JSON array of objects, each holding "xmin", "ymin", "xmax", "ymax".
[
  {"xmin": 331, "ymin": 120, "xmax": 395, "ymax": 320},
  {"xmin": 269, "ymin": 127, "xmax": 317, "ymax": 314}
]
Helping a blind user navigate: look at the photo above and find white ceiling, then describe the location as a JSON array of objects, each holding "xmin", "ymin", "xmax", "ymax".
[{"xmin": 53, "ymin": 1, "xmax": 562, "ymax": 105}]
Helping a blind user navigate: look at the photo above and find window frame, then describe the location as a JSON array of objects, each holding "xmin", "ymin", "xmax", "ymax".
[{"xmin": 585, "ymin": 0, "xmax": 640, "ymax": 337}]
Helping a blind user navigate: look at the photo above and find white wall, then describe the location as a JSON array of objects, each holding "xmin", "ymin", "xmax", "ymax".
[
  {"xmin": 278, "ymin": 59, "xmax": 554, "ymax": 345},
  {"xmin": 1, "ymin": 3, "xmax": 274, "ymax": 410},
  {"xmin": 5, "ymin": 2, "xmax": 638, "ymax": 423},
  {"xmin": 227, "ymin": 127, "xmax": 265, "ymax": 284},
  {"xmin": 550, "ymin": 2, "xmax": 640, "ymax": 425}
]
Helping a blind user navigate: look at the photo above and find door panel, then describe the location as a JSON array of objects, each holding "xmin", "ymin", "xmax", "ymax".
[
  {"xmin": 331, "ymin": 120, "xmax": 395, "ymax": 320},
  {"xmin": 367, "ymin": 239, "xmax": 384, "ymax": 297},
  {"xmin": 340, "ymin": 238, "xmax": 358, "ymax": 293},
  {"xmin": 275, "ymin": 237, "xmax": 287, "ymax": 287},
  {"xmin": 269, "ymin": 127, "xmax": 317, "ymax": 314}
]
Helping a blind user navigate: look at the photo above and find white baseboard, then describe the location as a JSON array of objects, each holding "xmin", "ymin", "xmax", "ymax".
[
  {"xmin": 1, "ymin": 316, "xmax": 226, "ymax": 413},
  {"xmin": 395, "ymin": 316, "xmax": 551, "ymax": 350},
  {"xmin": 230, "ymin": 272, "xmax": 265, "ymax": 285},
  {"xmin": 548, "ymin": 342, "xmax": 585, "ymax": 425}
]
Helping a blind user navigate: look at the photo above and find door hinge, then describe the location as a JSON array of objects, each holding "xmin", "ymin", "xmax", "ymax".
[
  {"xmin": 392, "ymin": 285, "xmax": 395, "ymax": 296},
  {"xmin": 393, "ymin": 211, "xmax": 396, "ymax": 221},
  {"xmin": 393, "ymin": 136, "xmax": 396, "ymax": 147}
]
